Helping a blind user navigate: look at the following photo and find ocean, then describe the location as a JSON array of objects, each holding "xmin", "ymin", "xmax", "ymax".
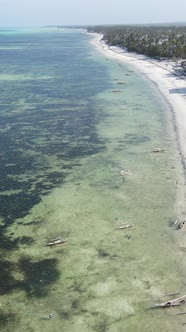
[{"xmin": 0, "ymin": 27, "xmax": 185, "ymax": 331}]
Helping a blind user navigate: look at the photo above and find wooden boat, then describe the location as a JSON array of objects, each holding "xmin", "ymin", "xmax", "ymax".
[
  {"xmin": 116, "ymin": 223, "xmax": 134, "ymax": 230},
  {"xmin": 46, "ymin": 237, "xmax": 67, "ymax": 247},
  {"xmin": 155, "ymin": 295, "xmax": 186, "ymax": 308},
  {"xmin": 120, "ymin": 170, "xmax": 133, "ymax": 176},
  {"xmin": 174, "ymin": 219, "xmax": 185, "ymax": 229},
  {"xmin": 153, "ymin": 148, "xmax": 166, "ymax": 153}
]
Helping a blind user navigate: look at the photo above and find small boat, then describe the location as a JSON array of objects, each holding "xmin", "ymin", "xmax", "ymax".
[
  {"xmin": 116, "ymin": 223, "xmax": 134, "ymax": 230},
  {"xmin": 155, "ymin": 295, "xmax": 186, "ymax": 308},
  {"xmin": 153, "ymin": 148, "xmax": 166, "ymax": 153},
  {"xmin": 46, "ymin": 237, "xmax": 67, "ymax": 247},
  {"xmin": 120, "ymin": 170, "xmax": 133, "ymax": 176}
]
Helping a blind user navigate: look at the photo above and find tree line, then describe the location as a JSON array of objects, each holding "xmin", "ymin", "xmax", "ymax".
[{"xmin": 87, "ymin": 24, "xmax": 186, "ymax": 59}]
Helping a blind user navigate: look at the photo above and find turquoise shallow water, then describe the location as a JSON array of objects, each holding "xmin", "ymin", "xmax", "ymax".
[{"xmin": 0, "ymin": 28, "xmax": 185, "ymax": 331}]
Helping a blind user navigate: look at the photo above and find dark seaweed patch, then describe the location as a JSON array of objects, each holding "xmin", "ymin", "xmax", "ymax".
[
  {"xmin": 0, "ymin": 309, "xmax": 17, "ymax": 327},
  {"xmin": 0, "ymin": 192, "xmax": 41, "ymax": 226},
  {"xmin": 0, "ymin": 253, "xmax": 60, "ymax": 298},
  {"xmin": 19, "ymin": 257, "xmax": 60, "ymax": 298},
  {"xmin": 0, "ymin": 30, "xmax": 110, "ymax": 231},
  {"xmin": 0, "ymin": 226, "xmax": 19, "ymax": 250},
  {"xmin": 21, "ymin": 219, "xmax": 43, "ymax": 226},
  {"xmin": 0, "ymin": 258, "xmax": 19, "ymax": 295},
  {"xmin": 18, "ymin": 236, "xmax": 35, "ymax": 245},
  {"xmin": 0, "ymin": 253, "xmax": 61, "ymax": 298},
  {"xmin": 0, "ymin": 105, "xmax": 106, "ymax": 227}
]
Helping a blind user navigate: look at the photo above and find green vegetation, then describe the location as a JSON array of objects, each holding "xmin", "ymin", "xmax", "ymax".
[{"xmin": 87, "ymin": 24, "xmax": 186, "ymax": 60}]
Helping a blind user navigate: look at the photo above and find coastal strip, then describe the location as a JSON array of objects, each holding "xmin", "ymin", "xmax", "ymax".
[
  {"xmin": 89, "ymin": 33, "xmax": 186, "ymax": 162},
  {"xmin": 88, "ymin": 32, "xmax": 186, "ymax": 252}
]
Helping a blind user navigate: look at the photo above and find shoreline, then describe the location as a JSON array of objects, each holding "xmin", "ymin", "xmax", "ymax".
[
  {"xmin": 88, "ymin": 32, "xmax": 186, "ymax": 241},
  {"xmin": 89, "ymin": 32, "xmax": 186, "ymax": 160}
]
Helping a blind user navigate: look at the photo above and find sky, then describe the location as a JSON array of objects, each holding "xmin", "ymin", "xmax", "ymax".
[{"xmin": 1, "ymin": 0, "xmax": 186, "ymax": 27}]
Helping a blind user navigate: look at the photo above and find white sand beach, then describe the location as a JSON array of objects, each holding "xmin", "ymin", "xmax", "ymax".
[{"xmin": 89, "ymin": 32, "xmax": 186, "ymax": 219}]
